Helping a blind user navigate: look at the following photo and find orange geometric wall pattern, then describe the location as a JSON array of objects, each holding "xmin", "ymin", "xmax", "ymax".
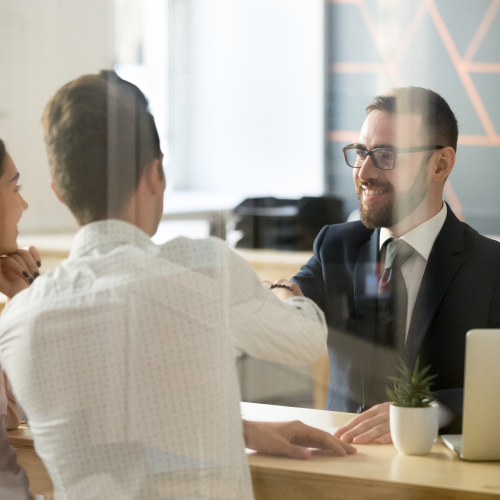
[{"xmin": 327, "ymin": 0, "xmax": 500, "ymax": 230}]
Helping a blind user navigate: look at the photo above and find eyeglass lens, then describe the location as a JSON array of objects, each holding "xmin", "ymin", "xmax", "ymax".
[{"xmin": 345, "ymin": 148, "xmax": 395, "ymax": 170}]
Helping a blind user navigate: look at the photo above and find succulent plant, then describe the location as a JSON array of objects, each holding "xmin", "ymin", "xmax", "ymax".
[{"xmin": 386, "ymin": 356, "xmax": 437, "ymax": 408}]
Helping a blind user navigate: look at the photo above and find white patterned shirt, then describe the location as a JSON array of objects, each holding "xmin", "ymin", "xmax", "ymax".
[{"xmin": 0, "ymin": 220, "xmax": 326, "ymax": 500}]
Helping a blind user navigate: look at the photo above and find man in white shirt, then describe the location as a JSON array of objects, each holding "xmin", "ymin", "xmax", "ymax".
[
  {"xmin": 291, "ymin": 86, "xmax": 500, "ymax": 443},
  {"xmin": 0, "ymin": 71, "xmax": 354, "ymax": 499}
]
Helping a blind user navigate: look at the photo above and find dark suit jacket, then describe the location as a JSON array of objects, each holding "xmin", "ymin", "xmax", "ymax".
[{"xmin": 292, "ymin": 205, "xmax": 500, "ymax": 433}]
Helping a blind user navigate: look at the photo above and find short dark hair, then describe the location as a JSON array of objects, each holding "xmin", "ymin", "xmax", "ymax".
[
  {"xmin": 366, "ymin": 87, "xmax": 459, "ymax": 151},
  {"xmin": 42, "ymin": 70, "xmax": 161, "ymax": 225},
  {"xmin": 0, "ymin": 138, "xmax": 6, "ymax": 178}
]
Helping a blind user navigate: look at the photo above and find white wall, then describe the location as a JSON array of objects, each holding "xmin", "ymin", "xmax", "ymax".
[
  {"xmin": 1, "ymin": 0, "xmax": 325, "ymax": 232},
  {"xmin": 171, "ymin": 0, "xmax": 325, "ymax": 198},
  {"xmin": 115, "ymin": 0, "xmax": 169, "ymax": 163},
  {"xmin": 0, "ymin": 0, "xmax": 113, "ymax": 233}
]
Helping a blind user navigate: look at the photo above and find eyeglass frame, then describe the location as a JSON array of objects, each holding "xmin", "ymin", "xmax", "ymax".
[{"xmin": 342, "ymin": 144, "xmax": 445, "ymax": 171}]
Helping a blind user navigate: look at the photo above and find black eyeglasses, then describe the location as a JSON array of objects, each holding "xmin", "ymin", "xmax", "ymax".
[{"xmin": 342, "ymin": 144, "xmax": 444, "ymax": 171}]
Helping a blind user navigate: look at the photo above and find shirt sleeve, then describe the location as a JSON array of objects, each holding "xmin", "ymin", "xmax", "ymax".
[
  {"xmin": 226, "ymin": 244, "xmax": 327, "ymax": 365},
  {"xmin": 290, "ymin": 225, "xmax": 328, "ymax": 311}
]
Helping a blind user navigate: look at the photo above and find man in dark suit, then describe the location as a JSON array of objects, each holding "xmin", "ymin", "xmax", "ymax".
[{"xmin": 292, "ymin": 87, "xmax": 500, "ymax": 443}]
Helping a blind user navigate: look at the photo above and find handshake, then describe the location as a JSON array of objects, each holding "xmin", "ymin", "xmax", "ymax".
[{"xmin": 262, "ymin": 279, "xmax": 304, "ymax": 301}]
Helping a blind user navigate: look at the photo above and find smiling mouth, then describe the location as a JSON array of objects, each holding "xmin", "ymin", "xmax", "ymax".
[
  {"xmin": 361, "ymin": 185, "xmax": 390, "ymax": 197},
  {"xmin": 364, "ymin": 189, "xmax": 387, "ymax": 196}
]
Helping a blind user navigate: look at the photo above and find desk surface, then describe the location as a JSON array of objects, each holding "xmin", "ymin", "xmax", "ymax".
[
  {"xmin": 9, "ymin": 403, "xmax": 500, "ymax": 500},
  {"xmin": 242, "ymin": 402, "xmax": 500, "ymax": 500}
]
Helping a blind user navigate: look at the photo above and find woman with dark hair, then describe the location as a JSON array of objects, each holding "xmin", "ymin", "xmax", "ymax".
[{"xmin": 0, "ymin": 138, "xmax": 39, "ymax": 500}]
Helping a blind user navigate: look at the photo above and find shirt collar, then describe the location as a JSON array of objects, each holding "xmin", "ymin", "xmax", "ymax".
[
  {"xmin": 379, "ymin": 202, "xmax": 447, "ymax": 261},
  {"xmin": 70, "ymin": 219, "xmax": 153, "ymax": 259}
]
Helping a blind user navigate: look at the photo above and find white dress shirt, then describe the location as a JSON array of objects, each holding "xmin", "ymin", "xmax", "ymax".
[
  {"xmin": 0, "ymin": 220, "xmax": 327, "ymax": 500},
  {"xmin": 379, "ymin": 203, "xmax": 454, "ymax": 427},
  {"xmin": 379, "ymin": 202, "xmax": 447, "ymax": 338}
]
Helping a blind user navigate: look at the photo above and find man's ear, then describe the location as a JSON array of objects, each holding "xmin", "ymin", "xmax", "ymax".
[
  {"xmin": 143, "ymin": 159, "xmax": 163, "ymax": 195},
  {"xmin": 433, "ymin": 146, "xmax": 455, "ymax": 180},
  {"xmin": 50, "ymin": 180, "xmax": 65, "ymax": 204}
]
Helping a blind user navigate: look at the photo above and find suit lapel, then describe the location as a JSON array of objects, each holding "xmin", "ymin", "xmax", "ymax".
[
  {"xmin": 353, "ymin": 229, "xmax": 380, "ymax": 394},
  {"xmin": 353, "ymin": 228, "xmax": 380, "ymax": 326},
  {"xmin": 406, "ymin": 207, "xmax": 465, "ymax": 367}
]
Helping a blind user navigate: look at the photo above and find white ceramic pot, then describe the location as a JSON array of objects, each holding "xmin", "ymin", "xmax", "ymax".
[{"xmin": 390, "ymin": 403, "xmax": 438, "ymax": 455}]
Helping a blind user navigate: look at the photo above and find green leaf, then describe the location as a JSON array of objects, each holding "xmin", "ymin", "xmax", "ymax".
[{"xmin": 385, "ymin": 356, "xmax": 437, "ymax": 407}]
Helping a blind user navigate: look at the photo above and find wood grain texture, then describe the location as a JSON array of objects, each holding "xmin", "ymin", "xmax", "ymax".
[
  {"xmin": 251, "ymin": 465, "xmax": 500, "ymax": 500},
  {"xmin": 312, "ymin": 348, "xmax": 329, "ymax": 410},
  {"xmin": 244, "ymin": 403, "xmax": 500, "ymax": 500},
  {"xmin": 15, "ymin": 449, "xmax": 53, "ymax": 499},
  {"xmin": 7, "ymin": 404, "xmax": 500, "ymax": 500}
]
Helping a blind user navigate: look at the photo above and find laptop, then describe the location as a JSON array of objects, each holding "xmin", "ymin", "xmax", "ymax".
[{"xmin": 442, "ymin": 329, "xmax": 500, "ymax": 461}]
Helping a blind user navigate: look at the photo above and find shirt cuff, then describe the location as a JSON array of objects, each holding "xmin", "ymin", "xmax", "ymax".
[{"xmin": 284, "ymin": 296, "xmax": 327, "ymax": 326}]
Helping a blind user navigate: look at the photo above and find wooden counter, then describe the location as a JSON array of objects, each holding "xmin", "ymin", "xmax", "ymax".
[
  {"xmin": 9, "ymin": 403, "xmax": 500, "ymax": 500},
  {"xmin": 242, "ymin": 403, "xmax": 500, "ymax": 500},
  {"xmin": 235, "ymin": 249, "xmax": 312, "ymax": 283}
]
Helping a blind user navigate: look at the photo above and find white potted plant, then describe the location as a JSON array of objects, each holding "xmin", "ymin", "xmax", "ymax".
[{"xmin": 387, "ymin": 356, "xmax": 439, "ymax": 455}]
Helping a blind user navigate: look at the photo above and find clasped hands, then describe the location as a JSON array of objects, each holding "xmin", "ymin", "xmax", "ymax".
[{"xmin": 0, "ymin": 246, "xmax": 41, "ymax": 299}]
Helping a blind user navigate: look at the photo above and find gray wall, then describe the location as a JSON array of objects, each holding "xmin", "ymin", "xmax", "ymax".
[{"xmin": 326, "ymin": 0, "xmax": 500, "ymax": 234}]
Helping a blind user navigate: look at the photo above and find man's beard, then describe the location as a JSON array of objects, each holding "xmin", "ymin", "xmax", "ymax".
[{"xmin": 356, "ymin": 156, "xmax": 429, "ymax": 229}]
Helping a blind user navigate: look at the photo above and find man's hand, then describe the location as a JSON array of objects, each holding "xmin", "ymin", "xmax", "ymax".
[
  {"xmin": 261, "ymin": 279, "xmax": 304, "ymax": 301},
  {"xmin": 333, "ymin": 402, "xmax": 392, "ymax": 444},
  {"xmin": 0, "ymin": 246, "xmax": 41, "ymax": 299},
  {"xmin": 243, "ymin": 419, "xmax": 357, "ymax": 460}
]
